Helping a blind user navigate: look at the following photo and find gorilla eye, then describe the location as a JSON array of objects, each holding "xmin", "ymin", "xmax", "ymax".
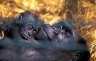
[
  {"xmin": 28, "ymin": 25, "xmax": 33, "ymax": 29},
  {"xmin": 58, "ymin": 26, "xmax": 71, "ymax": 36},
  {"xmin": 25, "ymin": 24, "xmax": 34, "ymax": 30}
]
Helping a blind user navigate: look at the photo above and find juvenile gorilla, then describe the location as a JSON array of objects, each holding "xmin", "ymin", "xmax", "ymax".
[{"xmin": 0, "ymin": 11, "xmax": 90, "ymax": 61}]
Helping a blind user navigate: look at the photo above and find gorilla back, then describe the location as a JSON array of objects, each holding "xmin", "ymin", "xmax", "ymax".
[{"xmin": 0, "ymin": 11, "xmax": 90, "ymax": 61}]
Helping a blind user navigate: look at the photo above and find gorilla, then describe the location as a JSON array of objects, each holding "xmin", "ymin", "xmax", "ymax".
[
  {"xmin": 0, "ymin": 11, "xmax": 90, "ymax": 61},
  {"xmin": 0, "ymin": 11, "xmax": 44, "ymax": 61},
  {"xmin": 35, "ymin": 21, "xmax": 90, "ymax": 61}
]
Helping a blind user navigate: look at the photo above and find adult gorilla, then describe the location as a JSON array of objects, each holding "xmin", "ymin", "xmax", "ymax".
[
  {"xmin": 0, "ymin": 11, "xmax": 90, "ymax": 61},
  {"xmin": 35, "ymin": 21, "xmax": 90, "ymax": 61}
]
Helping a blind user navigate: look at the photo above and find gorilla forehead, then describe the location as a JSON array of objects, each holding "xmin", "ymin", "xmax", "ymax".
[{"xmin": 14, "ymin": 11, "xmax": 37, "ymax": 26}]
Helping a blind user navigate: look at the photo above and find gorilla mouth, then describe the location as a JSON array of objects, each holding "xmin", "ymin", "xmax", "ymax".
[{"xmin": 20, "ymin": 32, "xmax": 29, "ymax": 40}]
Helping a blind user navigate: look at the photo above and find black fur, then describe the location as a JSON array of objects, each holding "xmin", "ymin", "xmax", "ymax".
[{"xmin": 0, "ymin": 11, "xmax": 90, "ymax": 61}]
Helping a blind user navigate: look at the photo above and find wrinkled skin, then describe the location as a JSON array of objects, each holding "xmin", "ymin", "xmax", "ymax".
[{"xmin": 0, "ymin": 11, "xmax": 90, "ymax": 61}]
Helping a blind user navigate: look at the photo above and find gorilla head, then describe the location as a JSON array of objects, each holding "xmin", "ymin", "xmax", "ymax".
[
  {"xmin": 16, "ymin": 11, "xmax": 44, "ymax": 40},
  {"xmin": 0, "ymin": 11, "xmax": 44, "ymax": 40}
]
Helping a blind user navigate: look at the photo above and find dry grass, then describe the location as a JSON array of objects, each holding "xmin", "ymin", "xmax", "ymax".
[{"xmin": 74, "ymin": 20, "xmax": 96, "ymax": 61}]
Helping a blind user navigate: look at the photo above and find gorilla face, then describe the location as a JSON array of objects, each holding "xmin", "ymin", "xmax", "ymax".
[
  {"xmin": 14, "ymin": 11, "xmax": 44, "ymax": 40},
  {"xmin": 19, "ymin": 24, "xmax": 36, "ymax": 40}
]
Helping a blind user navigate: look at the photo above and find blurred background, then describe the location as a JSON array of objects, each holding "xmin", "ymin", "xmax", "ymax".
[{"xmin": 0, "ymin": 0, "xmax": 96, "ymax": 61}]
